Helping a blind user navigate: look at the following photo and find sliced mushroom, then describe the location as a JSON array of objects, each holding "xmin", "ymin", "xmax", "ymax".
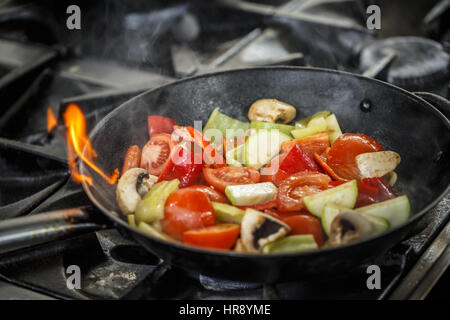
[
  {"xmin": 328, "ymin": 211, "xmax": 375, "ymax": 247},
  {"xmin": 116, "ymin": 168, "xmax": 158, "ymax": 215},
  {"xmin": 240, "ymin": 209, "xmax": 291, "ymax": 253},
  {"xmin": 248, "ymin": 99, "xmax": 296, "ymax": 123},
  {"xmin": 356, "ymin": 151, "xmax": 401, "ymax": 179}
]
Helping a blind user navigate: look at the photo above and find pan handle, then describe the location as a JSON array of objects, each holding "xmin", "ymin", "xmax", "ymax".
[
  {"xmin": 0, "ymin": 208, "xmax": 106, "ymax": 255},
  {"xmin": 413, "ymin": 92, "xmax": 450, "ymax": 120}
]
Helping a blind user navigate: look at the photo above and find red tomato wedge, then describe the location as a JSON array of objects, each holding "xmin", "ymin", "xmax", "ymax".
[
  {"xmin": 281, "ymin": 132, "xmax": 330, "ymax": 157},
  {"xmin": 326, "ymin": 133, "xmax": 384, "ymax": 180},
  {"xmin": 282, "ymin": 215, "xmax": 324, "ymax": 247},
  {"xmin": 183, "ymin": 185, "xmax": 228, "ymax": 203},
  {"xmin": 141, "ymin": 133, "xmax": 175, "ymax": 176},
  {"xmin": 277, "ymin": 171, "xmax": 331, "ymax": 212},
  {"xmin": 262, "ymin": 144, "xmax": 319, "ymax": 186},
  {"xmin": 183, "ymin": 224, "xmax": 240, "ymax": 250},
  {"xmin": 202, "ymin": 166, "xmax": 260, "ymax": 193},
  {"xmin": 157, "ymin": 144, "xmax": 202, "ymax": 188},
  {"xmin": 148, "ymin": 116, "xmax": 176, "ymax": 137},
  {"xmin": 162, "ymin": 188, "xmax": 216, "ymax": 240}
]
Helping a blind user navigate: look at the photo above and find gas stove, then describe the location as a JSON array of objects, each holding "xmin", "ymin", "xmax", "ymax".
[{"xmin": 0, "ymin": 0, "xmax": 449, "ymax": 300}]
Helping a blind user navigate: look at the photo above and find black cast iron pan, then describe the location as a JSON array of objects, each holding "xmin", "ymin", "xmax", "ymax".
[
  {"xmin": 78, "ymin": 67, "xmax": 450, "ymax": 282},
  {"xmin": 3, "ymin": 67, "xmax": 450, "ymax": 283}
]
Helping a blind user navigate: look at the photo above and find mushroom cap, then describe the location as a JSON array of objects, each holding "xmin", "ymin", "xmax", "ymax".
[
  {"xmin": 248, "ymin": 99, "xmax": 296, "ymax": 124},
  {"xmin": 241, "ymin": 209, "xmax": 290, "ymax": 252},
  {"xmin": 329, "ymin": 210, "xmax": 374, "ymax": 247},
  {"xmin": 116, "ymin": 168, "xmax": 157, "ymax": 215}
]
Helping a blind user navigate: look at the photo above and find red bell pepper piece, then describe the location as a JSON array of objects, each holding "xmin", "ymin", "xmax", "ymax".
[
  {"xmin": 173, "ymin": 126, "xmax": 225, "ymax": 167},
  {"xmin": 281, "ymin": 132, "xmax": 330, "ymax": 157},
  {"xmin": 314, "ymin": 153, "xmax": 345, "ymax": 181},
  {"xmin": 157, "ymin": 144, "xmax": 202, "ymax": 188},
  {"xmin": 280, "ymin": 144, "xmax": 319, "ymax": 174},
  {"xmin": 262, "ymin": 144, "xmax": 319, "ymax": 185},
  {"xmin": 147, "ymin": 116, "xmax": 176, "ymax": 138},
  {"xmin": 362, "ymin": 177, "xmax": 397, "ymax": 202},
  {"xmin": 355, "ymin": 182, "xmax": 379, "ymax": 207}
]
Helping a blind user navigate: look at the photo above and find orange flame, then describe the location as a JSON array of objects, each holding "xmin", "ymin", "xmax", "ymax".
[
  {"xmin": 47, "ymin": 107, "xmax": 58, "ymax": 132},
  {"xmin": 63, "ymin": 103, "xmax": 119, "ymax": 186}
]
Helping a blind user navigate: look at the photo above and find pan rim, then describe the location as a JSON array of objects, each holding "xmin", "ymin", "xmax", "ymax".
[{"xmin": 80, "ymin": 65, "xmax": 450, "ymax": 259}]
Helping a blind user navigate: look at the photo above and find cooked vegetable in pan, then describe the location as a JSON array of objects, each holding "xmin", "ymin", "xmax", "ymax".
[{"xmin": 116, "ymin": 98, "xmax": 409, "ymax": 253}]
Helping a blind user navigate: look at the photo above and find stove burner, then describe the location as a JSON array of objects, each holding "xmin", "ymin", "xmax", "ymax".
[
  {"xmin": 360, "ymin": 37, "xmax": 450, "ymax": 90},
  {"xmin": 198, "ymin": 274, "xmax": 261, "ymax": 292}
]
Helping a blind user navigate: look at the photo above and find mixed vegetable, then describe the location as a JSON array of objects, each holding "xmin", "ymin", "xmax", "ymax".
[{"xmin": 115, "ymin": 99, "xmax": 410, "ymax": 254}]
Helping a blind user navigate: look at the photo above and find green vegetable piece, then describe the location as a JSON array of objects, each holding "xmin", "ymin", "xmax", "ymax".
[
  {"xmin": 325, "ymin": 114, "xmax": 342, "ymax": 144},
  {"xmin": 321, "ymin": 203, "xmax": 347, "ymax": 236},
  {"xmin": 322, "ymin": 203, "xmax": 389, "ymax": 236},
  {"xmin": 135, "ymin": 179, "xmax": 180, "ymax": 223},
  {"xmin": 355, "ymin": 195, "xmax": 410, "ymax": 229},
  {"xmin": 225, "ymin": 143, "xmax": 245, "ymax": 167},
  {"xmin": 225, "ymin": 182, "xmax": 277, "ymax": 206},
  {"xmin": 250, "ymin": 121, "xmax": 295, "ymax": 137},
  {"xmin": 203, "ymin": 107, "xmax": 250, "ymax": 141},
  {"xmin": 362, "ymin": 214, "xmax": 389, "ymax": 234},
  {"xmin": 262, "ymin": 235, "xmax": 318, "ymax": 254},
  {"xmin": 127, "ymin": 214, "xmax": 137, "ymax": 228},
  {"xmin": 291, "ymin": 117, "xmax": 327, "ymax": 139},
  {"xmin": 244, "ymin": 129, "xmax": 291, "ymax": 169},
  {"xmin": 212, "ymin": 202, "xmax": 245, "ymax": 224},
  {"xmin": 295, "ymin": 110, "xmax": 331, "ymax": 128},
  {"xmin": 303, "ymin": 180, "xmax": 358, "ymax": 218},
  {"xmin": 138, "ymin": 221, "xmax": 169, "ymax": 241}
]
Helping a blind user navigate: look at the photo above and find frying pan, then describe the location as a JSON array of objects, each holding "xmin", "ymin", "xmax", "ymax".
[
  {"xmin": 5, "ymin": 67, "xmax": 450, "ymax": 283},
  {"xmin": 77, "ymin": 66, "xmax": 450, "ymax": 282}
]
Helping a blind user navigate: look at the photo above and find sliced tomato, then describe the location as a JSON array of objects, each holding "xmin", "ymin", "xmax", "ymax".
[
  {"xmin": 202, "ymin": 166, "xmax": 260, "ymax": 193},
  {"xmin": 148, "ymin": 116, "xmax": 176, "ymax": 138},
  {"xmin": 262, "ymin": 144, "xmax": 319, "ymax": 186},
  {"xmin": 326, "ymin": 133, "xmax": 384, "ymax": 180},
  {"xmin": 141, "ymin": 133, "xmax": 175, "ymax": 176},
  {"xmin": 282, "ymin": 214, "xmax": 324, "ymax": 247},
  {"xmin": 362, "ymin": 177, "xmax": 397, "ymax": 202},
  {"xmin": 281, "ymin": 132, "xmax": 330, "ymax": 157},
  {"xmin": 183, "ymin": 185, "xmax": 228, "ymax": 203},
  {"xmin": 236, "ymin": 199, "xmax": 277, "ymax": 210},
  {"xmin": 162, "ymin": 188, "xmax": 216, "ymax": 240},
  {"xmin": 157, "ymin": 144, "xmax": 202, "ymax": 188},
  {"xmin": 183, "ymin": 224, "xmax": 240, "ymax": 250},
  {"xmin": 277, "ymin": 171, "xmax": 331, "ymax": 212},
  {"xmin": 313, "ymin": 153, "xmax": 345, "ymax": 181}
]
